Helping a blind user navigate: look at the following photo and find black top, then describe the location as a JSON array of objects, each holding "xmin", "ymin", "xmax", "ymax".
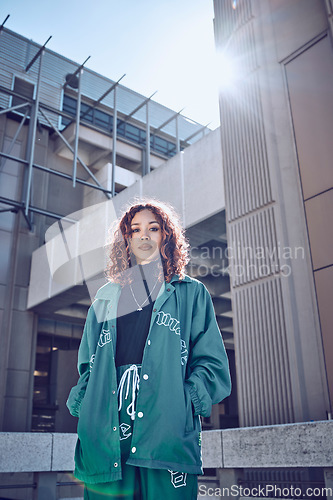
[{"xmin": 115, "ymin": 259, "xmax": 163, "ymax": 367}]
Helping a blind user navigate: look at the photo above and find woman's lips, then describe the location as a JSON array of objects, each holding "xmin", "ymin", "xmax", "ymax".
[{"xmin": 139, "ymin": 244, "xmax": 153, "ymax": 250}]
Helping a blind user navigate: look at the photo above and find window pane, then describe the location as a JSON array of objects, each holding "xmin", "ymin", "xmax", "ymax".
[
  {"xmin": 12, "ymin": 77, "xmax": 34, "ymax": 115},
  {"xmin": 81, "ymin": 103, "xmax": 93, "ymax": 123},
  {"xmin": 94, "ymin": 109, "xmax": 111, "ymax": 130}
]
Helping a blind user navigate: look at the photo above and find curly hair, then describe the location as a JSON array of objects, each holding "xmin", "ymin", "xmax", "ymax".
[{"xmin": 106, "ymin": 197, "xmax": 190, "ymax": 285}]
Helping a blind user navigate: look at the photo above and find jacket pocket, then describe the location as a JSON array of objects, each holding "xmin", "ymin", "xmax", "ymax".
[{"xmin": 184, "ymin": 382, "xmax": 195, "ymax": 433}]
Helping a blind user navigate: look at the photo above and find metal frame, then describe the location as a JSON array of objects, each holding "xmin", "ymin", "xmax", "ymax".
[
  {"xmin": 0, "ymin": 15, "xmax": 10, "ymax": 33},
  {"xmin": 0, "ymin": 45, "xmax": 113, "ymax": 229},
  {"xmin": 119, "ymin": 91, "xmax": 157, "ymax": 176},
  {"xmin": 0, "ymin": 27, "xmax": 210, "ymax": 230},
  {"xmin": 151, "ymin": 108, "xmax": 184, "ymax": 154},
  {"xmin": 64, "ymin": 73, "xmax": 126, "ymax": 197},
  {"xmin": 184, "ymin": 123, "xmax": 210, "ymax": 143}
]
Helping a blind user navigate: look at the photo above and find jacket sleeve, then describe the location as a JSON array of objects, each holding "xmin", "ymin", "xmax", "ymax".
[
  {"xmin": 185, "ymin": 282, "xmax": 231, "ymax": 418},
  {"xmin": 66, "ymin": 302, "xmax": 98, "ymax": 417}
]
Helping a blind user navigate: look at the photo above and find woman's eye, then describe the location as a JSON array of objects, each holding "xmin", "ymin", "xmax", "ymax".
[{"xmin": 150, "ymin": 227, "xmax": 159, "ymax": 231}]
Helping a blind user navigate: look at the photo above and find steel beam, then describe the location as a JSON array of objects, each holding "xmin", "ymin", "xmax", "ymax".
[
  {"xmin": 0, "ymin": 15, "xmax": 10, "ymax": 33},
  {"xmin": 38, "ymin": 108, "xmax": 110, "ymax": 198},
  {"xmin": 0, "ymin": 101, "xmax": 30, "ymax": 116},
  {"xmin": 80, "ymin": 73, "xmax": 125, "ymax": 122},
  {"xmin": 176, "ymin": 115, "xmax": 180, "ymax": 153},
  {"xmin": 25, "ymin": 36, "xmax": 52, "ymax": 72},
  {"xmin": 72, "ymin": 68, "xmax": 82, "ymax": 187},
  {"xmin": 0, "ymin": 196, "xmax": 78, "ymax": 224},
  {"xmin": 151, "ymin": 108, "xmax": 184, "ymax": 136},
  {"xmin": 63, "ymin": 56, "xmax": 90, "ymax": 89},
  {"xmin": 0, "ymin": 207, "xmax": 18, "ymax": 214},
  {"xmin": 145, "ymin": 100, "xmax": 150, "ymax": 175},
  {"xmin": 183, "ymin": 123, "xmax": 210, "ymax": 143},
  {"xmin": 111, "ymin": 85, "xmax": 117, "ymax": 197},
  {"xmin": 24, "ymin": 48, "xmax": 45, "ymax": 217},
  {"xmin": 0, "ymin": 151, "xmax": 111, "ymax": 194},
  {"xmin": 122, "ymin": 91, "xmax": 157, "ymax": 123}
]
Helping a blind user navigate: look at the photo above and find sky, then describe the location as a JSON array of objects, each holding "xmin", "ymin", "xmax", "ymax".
[{"xmin": 1, "ymin": 0, "xmax": 221, "ymax": 129}]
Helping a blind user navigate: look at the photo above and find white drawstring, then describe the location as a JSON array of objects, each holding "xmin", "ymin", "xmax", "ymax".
[{"xmin": 117, "ymin": 365, "xmax": 140, "ymax": 420}]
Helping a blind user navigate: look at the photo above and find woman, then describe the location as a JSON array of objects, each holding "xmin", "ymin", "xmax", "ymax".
[{"xmin": 67, "ymin": 198, "xmax": 231, "ymax": 500}]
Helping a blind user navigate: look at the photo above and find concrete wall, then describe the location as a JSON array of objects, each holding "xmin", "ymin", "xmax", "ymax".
[
  {"xmin": 28, "ymin": 128, "xmax": 224, "ymax": 309},
  {"xmin": 214, "ymin": 0, "xmax": 331, "ymax": 425},
  {"xmin": 0, "ymin": 115, "xmax": 86, "ymax": 431}
]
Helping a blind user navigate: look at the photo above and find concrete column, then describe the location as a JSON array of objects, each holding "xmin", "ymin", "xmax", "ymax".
[
  {"xmin": 33, "ymin": 472, "xmax": 57, "ymax": 500},
  {"xmin": 324, "ymin": 468, "xmax": 333, "ymax": 496},
  {"xmin": 213, "ymin": 0, "xmax": 330, "ymax": 427},
  {"xmin": 217, "ymin": 468, "xmax": 244, "ymax": 500}
]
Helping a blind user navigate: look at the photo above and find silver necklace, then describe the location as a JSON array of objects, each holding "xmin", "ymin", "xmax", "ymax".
[{"xmin": 129, "ymin": 278, "xmax": 160, "ymax": 311}]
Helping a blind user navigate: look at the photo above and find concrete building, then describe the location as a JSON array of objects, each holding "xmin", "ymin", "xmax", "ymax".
[
  {"xmin": 213, "ymin": 0, "xmax": 333, "ymax": 426},
  {"xmin": 0, "ymin": 26, "xmax": 236, "ymax": 441},
  {"xmin": 1, "ymin": 0, "xmax": 333, "ymax": 496}
]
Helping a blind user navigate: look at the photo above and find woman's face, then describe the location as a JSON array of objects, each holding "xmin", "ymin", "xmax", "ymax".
[{"xmin": 129, "ymin": 209, "xmax": 163, "ymax": 265}]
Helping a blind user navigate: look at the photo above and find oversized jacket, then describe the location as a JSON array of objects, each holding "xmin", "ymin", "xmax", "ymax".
[{"xmin": 66, "ymin": 273, "xmax": 231, "ymax": 484}]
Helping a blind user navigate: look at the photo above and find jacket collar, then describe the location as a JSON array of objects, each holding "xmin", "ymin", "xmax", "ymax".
[{"xmin": 170, "ymin": 273, "xmax": 192, "ymax": 283}]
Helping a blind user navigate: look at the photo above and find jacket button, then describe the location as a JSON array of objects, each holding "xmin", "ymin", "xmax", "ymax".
[
  {"xmin": 131, "ymin": 447, "xmax": 136, "ymax": 453},
  {"xmin": 112, "ymin": 390, "xmax": 116, "ymax": 394},
  {"xmin": 167, "ymin": 288, "xmax": 170, "ymax": 291},
  {"xmin": 114, "ymin": 462, "xmax": 118, "ymax": 467},
  {"xmin": 153, "ymin": 308, "xmax": 156, "ymax": 312},
  {"xmin": 113, "ymin": 426, "xmax": 117, "ymax": 431},
  {"xmin": 143, "ymin": 374, "xmax": 148, "ymax": 380},
  {"xmin": 147, "ymin": 340, "xmax": 151, "ymax": 345},
  {"xmin": 138, "ymin": 412, "xmax": 144, "ymax": 418}
]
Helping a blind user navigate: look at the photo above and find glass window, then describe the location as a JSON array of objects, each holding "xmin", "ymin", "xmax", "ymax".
[
  {"xmin": 94, "ymin": 109, "xmax": 111, "ymax": 130},
  {"xmin": 81, "ymin": 103, "xmax": 93, "ymax": 123},
  {"xmin": 61, "ymin": 95, "xmax": 176, "ymax": 157},
  {"xmin": 32, "ymin": 333, "xmax": 80, "ymax": 433},
  {"xmin": 12, "ymin": 77, "xmax": 34, "ymax": 115}
]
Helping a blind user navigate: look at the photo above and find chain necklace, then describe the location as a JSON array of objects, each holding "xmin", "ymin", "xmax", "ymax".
[{"xmin": 129, "ymin": 277, "xmax": 160, "ymax": 311}]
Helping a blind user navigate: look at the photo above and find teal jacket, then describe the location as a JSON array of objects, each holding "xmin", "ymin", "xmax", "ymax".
[{"xmin": 66, "ymin": 273, "xmax": 231, "ymax": 484}]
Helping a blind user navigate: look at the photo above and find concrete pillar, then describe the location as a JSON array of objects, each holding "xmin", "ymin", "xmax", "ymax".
[
  {"xmin": 33, "ymin": 472, "xmax": 57, "ymax": 500},
  {"xmin": 213, "ymin": 0, "xmax": 330, "ymax": 427},
  {"xmin": 324, "ymin": 468, "xmax": 333, "ymax": 496},
  {"xmin": 217, "ymin": 468, "xmax": 244, "ymax": 500}
]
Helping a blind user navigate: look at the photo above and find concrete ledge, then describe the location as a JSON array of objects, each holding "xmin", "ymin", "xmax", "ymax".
[
  {"xmin": 0, "ymin": 432, "xmax": 52, "ymax": 472},
  {"xmin": 222, "ymin": 420, "xmax": 333, "ymax": 468},
  {"xmin": 0, "ymin": 421, "xmax": 332, "ymax": 473},
  {"xmin": 52, "ymin": 433, "xmax": 77, "ymax": 472},
  {"xmin": 202, "ymin": 429, "xmax": 223, "ymax": 468}
]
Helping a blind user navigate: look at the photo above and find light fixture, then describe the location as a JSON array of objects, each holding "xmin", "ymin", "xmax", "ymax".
[{"xmin": 65, "ymin": 73, "xmax": 79, "ymax": 89}]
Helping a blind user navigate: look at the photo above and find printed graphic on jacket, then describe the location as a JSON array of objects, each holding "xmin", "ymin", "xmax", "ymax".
[
  {"xmin": 181, "ymin": 339, "xmax": 188, "ymax": 366},
  {"xmin": 168, "ymin": 470, "xmax": 187, "ymax": 488},
  {"xmin": 156, "ymin": 310, "xmax": 188, "ymax": 366},
  {"xmin": 155, "ymin": 310, "xmax": 180, "ymax": 335},
  {"xmin": 98, "ymin": 329, "xmax": 112, "ymax": 348},
  {"xmin": 119, "ymin": 423, "xmax": 132, "ymax": 440}
]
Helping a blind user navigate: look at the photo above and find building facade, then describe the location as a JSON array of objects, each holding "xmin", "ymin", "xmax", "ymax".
[
  {"xmin": 1, "ymin": 2, "xmax": 333, "ymax": 496},
  {"xmin": 0, "ymin": 27, "xmax": 236, "ymax": 438},
  {"xmin": 214, "ymin": 0, "xmax": 333, "ymax": 426}
]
